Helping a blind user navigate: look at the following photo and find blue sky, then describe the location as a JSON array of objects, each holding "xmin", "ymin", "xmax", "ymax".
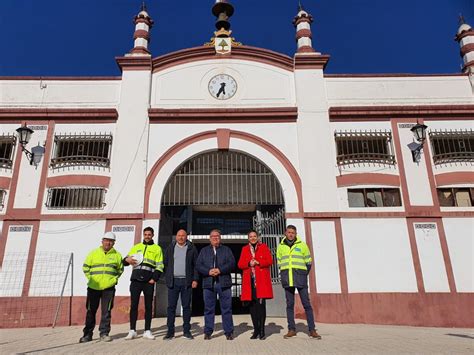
[{"xmin": 0, "ymin": 0, "xmax": 472, "ymax": 76}]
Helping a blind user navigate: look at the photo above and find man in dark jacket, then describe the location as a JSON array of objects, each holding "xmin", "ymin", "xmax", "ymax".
[
  {"xmin": 196, "ymin": 229, "xmax": 236, "ymax": 340},
  {"xmin": 163, "ymin": 229, "xmax": 199, "ymax": 340}
]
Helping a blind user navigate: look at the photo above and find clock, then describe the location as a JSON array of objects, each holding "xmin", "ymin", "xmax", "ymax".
[{"xmin": 208, "ymin": 74, "xmax": 237, "ymax": 100}]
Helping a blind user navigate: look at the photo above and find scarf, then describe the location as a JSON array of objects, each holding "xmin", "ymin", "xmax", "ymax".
[{"xmin": 250, "ymin": 242, "xmax": 260, "ymax": 287}]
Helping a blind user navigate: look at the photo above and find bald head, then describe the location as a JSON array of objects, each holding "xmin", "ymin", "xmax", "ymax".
[{"xmin": 176, "ymin": 229, "xmax": 188, "ymax": 246}]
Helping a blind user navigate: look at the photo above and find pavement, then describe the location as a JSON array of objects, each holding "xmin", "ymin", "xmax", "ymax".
[{"xmin": 0, "ymin": 315, "xmax": 472, "ymax": 354}]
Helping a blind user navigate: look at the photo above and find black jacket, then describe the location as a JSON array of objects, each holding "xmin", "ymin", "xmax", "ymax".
[
  {"xmin": 163, "ymin": 240, "xmax": 199, "ymax": 288},
  {"xmin": 196, "ymin": 244, "xmax": 235, "ymax": 289}
]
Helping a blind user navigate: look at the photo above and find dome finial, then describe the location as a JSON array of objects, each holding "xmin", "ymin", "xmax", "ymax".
[{"xmin": 141, "ymin": 1, "xmax": 147, "ymax": 12}]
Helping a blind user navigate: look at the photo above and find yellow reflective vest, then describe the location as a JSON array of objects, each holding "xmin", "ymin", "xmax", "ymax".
[
  {"xmin": 83, "ymin": 246, "xmax": 124, "ymax": 290},
  {"xmin": 126, "ymin": 242, "xmax": 164, "ymax": 282},
  {"xmin": 276, "ymin": 236, "xmax": 312, "ymax": 288}
]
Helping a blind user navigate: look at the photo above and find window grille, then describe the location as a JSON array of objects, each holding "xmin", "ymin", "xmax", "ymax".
[
  {"xmin": 429, "ymin": 129, "xmax": 473, "ymax": 164},
  {"xmin": 0, "ymin": 189, "xmax": 6, "ymax": 210},
  {"xmin": 46, "ymin": 187, "xmax": 106, "ymax": 209},
  {"xmin": 437, "ymin": 187, "xmax": 473, "ymax": 207},
  {"xmin": 162, "ymin": 151, "xmax": 284, "ymax": 206},
  {"xmin": 335, "ymin": 131, "xmax": 396, "ymax": 166},
  {"xmin": 50, "ymin": 133, "xmax": 112, "ymax": 169},
  {"xmin": 0, "ymin": 134, "xmax": 16, "ymax": 169},
  {"xmin": 348, "ymin": 188, "xmax": 402, "ymax": 207}
]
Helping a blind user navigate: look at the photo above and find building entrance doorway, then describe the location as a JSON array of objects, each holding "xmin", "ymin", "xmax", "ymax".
[{"xmin": 156, "ymin": 150, "xmax": 286, "ymax": 317}]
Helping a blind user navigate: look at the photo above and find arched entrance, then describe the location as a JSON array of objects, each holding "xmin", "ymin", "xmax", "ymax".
[{"xmin": 157, "ymin": 150, "xmax": 286, "ymax": 316}]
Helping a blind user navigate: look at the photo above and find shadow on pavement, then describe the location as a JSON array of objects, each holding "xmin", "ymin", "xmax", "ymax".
[{"xmin": 445, "ymin": 333, "xmax": 474, "ymax": 340}]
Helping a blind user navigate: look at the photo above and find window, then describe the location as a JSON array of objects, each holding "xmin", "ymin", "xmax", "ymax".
[
  {"xmin": 348, "ymin": 188, "xmax": 402, "ymax": 207},
  {"xmin": 429, "ymin": 130, "xmax": 474, "ymax": 164},
  {"xmin": 335, "ymin": 131, "xmax": 396, "ymax": 166},
  {"xmin": 0, "ymin": 135, "xmax": 16, "ymax": 169},
  {"xmin": 50, "ymin": 134, "xmax": 112, "ymax": 169},
  {"xmin": 46, "ymin": 187, "xmax": 106, "ymax": 209},
  {"xmin": 0, "ymin": 189, "xmax": 6, "ymax": 210},
  {"xmin": 438, "ymin": 188, "xmax": 473, "ymax": 207}
]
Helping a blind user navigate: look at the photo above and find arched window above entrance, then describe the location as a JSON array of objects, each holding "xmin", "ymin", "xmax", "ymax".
[{"xmin": 161, "ymin": 150, "xmax": 285, "ymax": 206}]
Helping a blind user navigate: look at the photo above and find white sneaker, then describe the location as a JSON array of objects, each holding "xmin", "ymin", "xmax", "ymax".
[
  {"xmin": 124, "ymin": 330, "xmax": 137, "ymax": 340},
  {"xmin": 143, "ymin": 330, "xmax": 155, "ymax": 340}
]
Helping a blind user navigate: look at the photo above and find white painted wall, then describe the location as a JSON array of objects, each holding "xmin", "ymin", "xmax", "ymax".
[
  {"xmin": 341, "ymin": 218, "xmax": 418, "ymax": 292},
  {"xmin": 151, "ymin": 60, "xmax": 295, "ymax": 108},
  {"xmin": 147, "ymin": 123, "xmax": 300, "ymax": 177},
  {"xmin": 13, "ymin": 124, "xmax": 49, "ymax": 209},
  {"xmin": 397, "ymin": 123, "xmax": 434, "ymax": 206},
  {"xmin": 295, "ymin": 68, "xmax": 338, "ymax": 212},
  {"xmin": 413, "ymin": 223, "xmax": 450, "ymax": 292},
  {"xmin": 34, "ymin": 220, "xmax": 107, "ymax": 296},
  {"xmin": 0, "ymin": 80, "xmax": 120, "ymax": 107},
  {"xmin": 107, "ymin": 70, "xmax": 150, "ymax": 214},
  {"xmin": 443, "ymin": 218, "xmax": 474, "ymax": 292},
  {"xmin": 326, "ymin": 76, "xmax": 474, "ymax": 106},
  {"xmin": 147, "ymin": 126, "xmax": 301, "ymax": 214},
  {"xmin": 108, "ymin": 225, "xmax": 136, "ymax": 296},
  {"xmin": 0, "ymin": 225, "xmax": 33, "ymax": 297},
  {"xmin": 311, "ymin": 221, "xmax": 341, "ymax": 293}
]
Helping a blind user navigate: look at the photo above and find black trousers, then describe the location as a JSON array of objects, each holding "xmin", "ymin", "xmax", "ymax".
[
  {"xmin": 83, "ymin": 287, "xmax": 115, "ymax": 337},
  {"xmin": 249, "ymin": 283, "xmax": 266, "ymax": 335},
  {"xmin": 130, "ymin": 280, "xmax": 155, "ymax": 331}
]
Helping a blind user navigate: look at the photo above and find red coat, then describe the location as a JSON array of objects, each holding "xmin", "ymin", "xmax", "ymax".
[{"xmin": 238, "ymin": 243, "xmax": 273, "ymax": 301}]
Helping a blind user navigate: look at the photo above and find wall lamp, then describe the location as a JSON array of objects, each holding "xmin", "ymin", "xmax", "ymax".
[
  {"xmin": 15, "ymin": 124, "xmax": 46, "ymax": 167},
  {"xmin": 408, "ymin": 122, "xmax": 428, "ymax": 163}
]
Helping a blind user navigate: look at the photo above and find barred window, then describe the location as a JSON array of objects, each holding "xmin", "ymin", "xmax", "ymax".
[
  {"xmin": 0, "ymin": 134, "xmax": 17, "ymax": 169},
  {"xmin": 438, "ymin": 188, "xmax": 473, "ymax": 207},
  {"xmin": 50, "ymin": 134, "xmax": 112, "ymax": 169},
  {"xmin": 335, "ymin": 131, "xmax": 396, "ymax": 166},
  {"xmin": 429, "ymin": 130, "xmax": 473, "ymax": 164},
  {"xmin": 46, "ymin": 187, "xmax": 106, "ymax": 209},
  {"xmin": 348, "ymin": 188, "xmax": 402, "ymax": 207},
  {"xmin": 0, "ymin": 189, "xmax": 6, "ymax": 210}
]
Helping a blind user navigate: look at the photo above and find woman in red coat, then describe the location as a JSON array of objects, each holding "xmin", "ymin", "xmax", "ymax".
[{"xmin": 238, "ymin": 230, "xmax": 273, "ymax": 339}]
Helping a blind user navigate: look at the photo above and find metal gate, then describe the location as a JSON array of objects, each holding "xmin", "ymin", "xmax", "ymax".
[{"xmin": 253, "ymin": 207, "xmax": 286, "ymax": 284}]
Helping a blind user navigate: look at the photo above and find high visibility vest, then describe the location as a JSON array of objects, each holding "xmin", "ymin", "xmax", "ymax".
[
  {"xmin": 276, "ymin": 236, "xmax": 312, "ymax": 287},
  {"xmin": 83, "ymin": 247, "xmax": 124, "ymax": 290},
  {"xmin": 128, "ymin": 243, "xmax": 164, "ymax": 273}
]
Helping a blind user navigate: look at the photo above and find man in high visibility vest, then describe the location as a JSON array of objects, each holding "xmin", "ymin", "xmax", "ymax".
[
  {"xmin": 123, "ymin": 226, "xmax": 164, "ymax": 340},
  {"xmin": 276, "ymin": 225, "xmax": 321, "ymax": 340},
  {"xmin": 80, "ymin": 232, "xmax": 124, "ymax": 343}
]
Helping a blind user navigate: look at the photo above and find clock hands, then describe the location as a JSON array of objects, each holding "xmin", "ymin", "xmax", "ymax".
[{"xmin": 216, "ymin": 82, "xmax": 226, "ymax": 98}]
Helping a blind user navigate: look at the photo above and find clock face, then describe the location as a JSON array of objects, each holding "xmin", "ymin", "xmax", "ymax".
[{"xmin": 208, "ymin": 74, "xmax": 237, "ymax": 100}]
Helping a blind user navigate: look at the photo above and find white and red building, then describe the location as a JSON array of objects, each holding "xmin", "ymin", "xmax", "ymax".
[{"xmin": 0, "ymin": 2, "xmax": 472, "ymax": 327}]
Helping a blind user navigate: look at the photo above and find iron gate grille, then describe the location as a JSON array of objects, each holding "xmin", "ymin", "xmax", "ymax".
[
  {"xmin": 335, "ymin": 130, "xmax": 396, "ymax": 166},
  {"xmin": 162, "ymin": 151, "xmax": 284, "ymax": 206},
  {"xmin": 253, "ymin": 208, "xmax": 286, "ymax": 284},
  {"xmin": 429, "ymin": 129, "xmax": 474, "ymax": 164}
]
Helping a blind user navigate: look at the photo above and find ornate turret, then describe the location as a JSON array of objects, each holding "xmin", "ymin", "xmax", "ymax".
[
  {"xmin": 205, "ymin": 1, "xmax": 241, "ymax": 54},
  {"xmin": 129, "ymin": 2, "xmax": 154, "ymax": 56},
  {"xmin": 292, "ymin": 3, "xmax": 330, "ymax": 70},
  {"xmin": 455, "ymin": 15, "xmax": 474, "ymax": 74},
  {"xmin": 293, "ymin": 3, "xmax": 316, "ymax": 53}
]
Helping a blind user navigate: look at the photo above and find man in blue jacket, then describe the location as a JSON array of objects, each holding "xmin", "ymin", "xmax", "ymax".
[{"xmin": 196, "ymin": 229, "xmax": 236, "ymax": 340}]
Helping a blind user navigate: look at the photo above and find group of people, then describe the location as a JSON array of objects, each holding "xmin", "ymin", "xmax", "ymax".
[{"xmin": 79, "ymin": 225, "xmax": 322, "ymax": 343}]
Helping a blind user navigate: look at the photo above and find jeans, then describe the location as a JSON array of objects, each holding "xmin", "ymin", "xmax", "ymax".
[
  {"xmin": 83, "ymin": 287, "xmax": 115, "ymax": 337},
  {"xmin": 129, "ymin": 281, "xmax": 155, "ymax": 331},
  {"xmin": 284, "ymin": 287, "xmax": 315, "ymax": 331},
  {"xmin": 203, "ymin": 282, "xmax": 234, "ymax": 335},
  {"xmin": 166, "ymin": 278, "xmax": 193, "ymax": 334}
]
